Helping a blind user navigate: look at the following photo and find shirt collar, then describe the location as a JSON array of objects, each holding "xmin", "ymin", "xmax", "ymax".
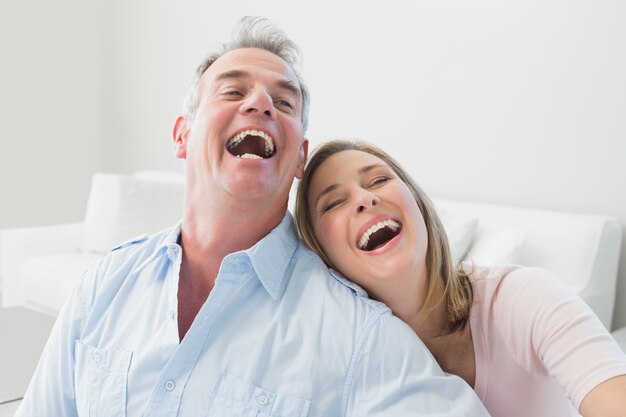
[
  {"xmin": 163, "ymin": 221, "xmax": 183, "ymax": 259},
  {"xmin": 134, "ymin": 221, "xmax": 183, "ymax": 274},
  {"xmin": 243, "ymin": 212, "xmax": 298, "ymax": 301},
  {"xmin": 329, "ymin": 268, "xmax": 369, "ymax": 297},
  {"xmin": 153, "ymin": 215, "xmax": 298, "ymax": 300}
]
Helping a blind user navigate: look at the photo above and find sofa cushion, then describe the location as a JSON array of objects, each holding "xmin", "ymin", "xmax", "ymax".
[
  {"xmin": 82, "ymin": 173, "xmax": 184, "ymax": 253},
  {"xmin": 438, "ymin": 210, "xmax": 478, "ymax": 265},
  {"xmin": 21, "ymin": 252, "xmax": 103, "ymax": 313},
  {"xmin": 463, "ymin": 223, "xmax": 525, "ymax": 266}
]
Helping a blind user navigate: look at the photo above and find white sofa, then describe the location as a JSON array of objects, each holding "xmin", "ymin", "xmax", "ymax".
[
  {"xmin": 1, "ymin": 171, "xmax": 184, "ymax": 316},
  {"xmin": 1, "ymin": 172, "xmax": 623, "ymax": 335}
]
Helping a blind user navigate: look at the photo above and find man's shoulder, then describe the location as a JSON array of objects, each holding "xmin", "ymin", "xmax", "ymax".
[
  {"xmin": 81, "ymin": 226, "xmax": 178, "ymax": 288},
  {"xmin": 289, "ymin": 244, "xmax": 391, "ymax": 317},
  {"xmin": 106, "ymin": 225, "xmax": 177, "ymax": 263}
]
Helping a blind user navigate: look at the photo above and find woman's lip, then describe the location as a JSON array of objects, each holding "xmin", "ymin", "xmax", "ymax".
[{"xmin": 355, "ymin": 214, "xmax": 402, "ymax": 247}]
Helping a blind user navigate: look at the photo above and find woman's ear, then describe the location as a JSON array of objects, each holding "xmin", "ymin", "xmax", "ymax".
[{"xmin": 172, "ymin": 116, "xmax": 190, "ymax": 159}]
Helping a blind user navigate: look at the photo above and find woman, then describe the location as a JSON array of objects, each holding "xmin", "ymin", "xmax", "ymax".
[{"xmin": 295, "ymin": 139, "xmax": 626, "ymax": 417}]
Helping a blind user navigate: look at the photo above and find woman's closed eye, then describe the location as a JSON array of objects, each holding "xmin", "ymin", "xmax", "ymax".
[
  {"xmin": 367, "ymin": 176, "xmax": 391, "ymax": 188},
  {"xmin": 322, "ymin": 199, "xmax": 344, "ymax": 214}
]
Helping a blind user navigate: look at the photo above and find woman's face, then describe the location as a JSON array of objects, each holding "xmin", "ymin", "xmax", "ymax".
[{"xmin": 307, "ymin": 150, "xmax": 429, "ymax": 300}]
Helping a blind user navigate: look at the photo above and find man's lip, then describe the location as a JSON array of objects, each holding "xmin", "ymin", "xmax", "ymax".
[{"xmin": 354, "ymin": 214, "xmax": 402, "ymax": 248}]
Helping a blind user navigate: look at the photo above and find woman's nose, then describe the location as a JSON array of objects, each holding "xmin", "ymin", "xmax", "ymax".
[
  {"xmin": 356, "ymin": 190, "xmax": 379, "ymax": 214},
  {"xmin": 240, "ymin": 88, "xmax": 276, "ymax": 119}
]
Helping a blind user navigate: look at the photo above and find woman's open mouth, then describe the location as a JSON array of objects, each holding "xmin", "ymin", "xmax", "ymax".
[{"xmin": 357, "ymin": 219, "xmax": 402, "ymax": 251}]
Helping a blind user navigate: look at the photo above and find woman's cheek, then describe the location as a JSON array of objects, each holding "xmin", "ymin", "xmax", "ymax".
[{"xmin": 321, "ymin": 215, "xmax": 345, "ymax": 250}]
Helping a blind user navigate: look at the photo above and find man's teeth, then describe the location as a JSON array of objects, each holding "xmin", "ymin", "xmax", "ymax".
[
  {"xmin": 238, "ymin": 153, "xmax": 262, "ymax": 159},
  {"xmin": 358, "ymin": 219, "xmax": 400, "ymax": 250},
  {"xmin": 227, "ymin": 129, "xmax": 274, "ymax": 155}
]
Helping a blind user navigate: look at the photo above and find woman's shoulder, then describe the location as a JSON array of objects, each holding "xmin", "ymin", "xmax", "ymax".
[
  {"xmin": 466, "ymin": 263, "xmax": 580, "ymax": 341},
  {"xmin": 464, "ymin": 263, "xmax": 570, "ymax": 301}
]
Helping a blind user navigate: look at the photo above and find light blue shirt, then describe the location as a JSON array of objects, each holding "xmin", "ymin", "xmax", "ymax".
[{"xmin": 18, "ymin": 213, "xmax": 488, "ymax": 416}]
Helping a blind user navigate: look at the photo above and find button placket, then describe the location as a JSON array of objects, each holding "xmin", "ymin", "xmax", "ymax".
[
  {"xmin": 256, "ymin": 393, "xmax": 269, "ymax": 406},
  {"xmin": 164, "ymin": 380, "xmax": 176, "ymax": 391}
]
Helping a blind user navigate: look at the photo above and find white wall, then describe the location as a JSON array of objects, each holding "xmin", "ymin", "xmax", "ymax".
[
  {"xmin": 99, "ymin": 1, "xmax": 626, "ymax": 329},
  {"xmin": 0, "ymin": 0, "xmax": 105, "ymax": 228},
  {"xmin": 2, "ymin": 1, "xmax": 626, "ymax": 328}
]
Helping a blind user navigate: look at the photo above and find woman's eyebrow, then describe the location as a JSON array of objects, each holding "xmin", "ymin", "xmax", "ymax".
[
  {"xmin": 313, "ymin": 163, "xmax": 387, "ymax": 207},
  {"xmin": 358, "ymin": 163, "xmax": 386, "ymax": 174},
  {"xmin": 314, "ymin": 184, "xmax": 339, "ymax": 207}
]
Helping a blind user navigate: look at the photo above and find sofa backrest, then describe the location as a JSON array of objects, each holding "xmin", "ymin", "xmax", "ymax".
[
  {"xmin": 82, "ymin": 172, "xmax": 184, "ymax": 254},
  {"xmin": 434, "ymin": 197, "xmax": 622, "ymax": 329}
]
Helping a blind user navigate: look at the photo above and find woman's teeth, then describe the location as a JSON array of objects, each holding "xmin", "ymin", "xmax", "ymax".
[{"xmin": 358, "ymin": 219, "xmax": 400, "ymax": 250}]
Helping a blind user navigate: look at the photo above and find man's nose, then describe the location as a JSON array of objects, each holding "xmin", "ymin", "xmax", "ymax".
[
  {"xmin": 240, "ymin": 88, "xmax": 276, "ymax": 119},
  {"xmin": 355, "ymin": 189, "xmax": 380, "ymax": 214}
]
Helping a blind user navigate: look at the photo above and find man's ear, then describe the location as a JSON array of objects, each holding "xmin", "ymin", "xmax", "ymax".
[
  {"xmin": 172, "ymin": 115, "xmax": 190, "ymax": 159},
  {"xmin": 295, "ymin": 139, "xmax": 309, "ymax": 180}
]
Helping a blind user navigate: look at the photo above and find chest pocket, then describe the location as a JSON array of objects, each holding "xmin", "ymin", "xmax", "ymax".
[
  {"xmin": 74, "ymin": 340, "xmax": 133, "ymax": 417},
  {"xmin": 208, "ymin": 372, "xmax": 311, "ymax": 417}
]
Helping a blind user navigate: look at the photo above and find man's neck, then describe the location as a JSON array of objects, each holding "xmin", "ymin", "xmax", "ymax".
[
  {"xmin": 180, "ymin": 193, "xmax": 286, "ymax": 277},
  {"xmin": 176, "ymin": 188, "xmax": 287, "ymax": 341}
]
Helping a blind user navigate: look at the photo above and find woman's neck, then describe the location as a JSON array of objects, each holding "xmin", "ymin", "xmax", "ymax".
[{"xmin": 388, "ymin": 276, "xmax": 476, "ymax": 388}]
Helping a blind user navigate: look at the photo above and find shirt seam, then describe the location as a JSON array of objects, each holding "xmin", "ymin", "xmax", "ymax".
[{"xmin": 340, "ymin": 308, "xmax": 386, "ymax": 417}]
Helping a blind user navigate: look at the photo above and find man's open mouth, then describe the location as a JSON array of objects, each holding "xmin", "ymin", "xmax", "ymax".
[
  {"xmin": 226, "ymin": 129, "xmax": 275, "ymax": 159},
  {"xmin": 357, "ymin": 219, "xmax": 402, "ymax": 251}
]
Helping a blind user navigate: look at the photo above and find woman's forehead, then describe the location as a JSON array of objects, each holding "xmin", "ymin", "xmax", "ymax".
[
  {"xmin": 319, "ymin": 150, "xmax": 388, "ymax": 176},
  {"xmin": 310, "ymin": 150, "xmax": 390, "ymax": 193}
]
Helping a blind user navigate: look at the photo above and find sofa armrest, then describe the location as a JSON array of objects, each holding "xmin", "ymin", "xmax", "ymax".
[
  {"xmin": 1, "ymin": 222, "xmax": 83, "ymax": 308},
  {"xmin": 611, "ymin": 326, "xmax": 626, "ymax": 353}
]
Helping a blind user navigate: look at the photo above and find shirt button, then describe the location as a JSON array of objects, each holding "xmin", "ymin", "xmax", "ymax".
[
  {"xmin": 257, "ymin": 394, "xmax": 269, "ymax": 406},
  {"xmin": 92, "ymin": 352, "xmax": 102, "ymax": 363},
  {"xmin": 164, "ymin": 380, "xmax": 176, "ymax": 391},
  {"xmin": 167, "ymin": 247, "xmax": 179, "ymax": 260}
]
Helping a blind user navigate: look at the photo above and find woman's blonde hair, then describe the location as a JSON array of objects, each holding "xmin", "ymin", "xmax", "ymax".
[{"xmin": 295, "ymin": 140, "xmax": 473, "ymax": 332}]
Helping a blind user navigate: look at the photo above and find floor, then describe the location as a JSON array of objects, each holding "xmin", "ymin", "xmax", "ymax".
[
  {"xmin": 0, "ymin": 299, "xmax": 55, "ymax": 407},
  {"xmin": 0, "ymin": 399, "xmax": 20, "ymax": 416}
]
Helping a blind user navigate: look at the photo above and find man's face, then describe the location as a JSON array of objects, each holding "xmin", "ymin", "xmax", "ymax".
[{"xmin": 174, "ymin": 47, "xmax": 308, "ymax": 207}]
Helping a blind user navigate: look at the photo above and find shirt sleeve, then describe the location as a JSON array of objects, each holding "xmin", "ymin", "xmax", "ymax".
[
  {"xmin": 16, "ymin": 261, "xmax": 102, "ymax": 417},
  {"xmin": 343, "ymin": 311, "xmax": 489, "ymax": 417},
  {"xmin": 493, "ymin": 267, "xmax": 626, "ymax": 410}
]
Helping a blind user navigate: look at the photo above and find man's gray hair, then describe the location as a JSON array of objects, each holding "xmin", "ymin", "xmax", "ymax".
[{"xmin": 182, "ymin": 16, "xmax": 310, "ymax": 132}]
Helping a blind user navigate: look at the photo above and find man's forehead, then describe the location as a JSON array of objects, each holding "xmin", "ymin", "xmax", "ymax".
[{"xmin": 203, "ymin": 47, "xmax": 299, "ymax": 86}]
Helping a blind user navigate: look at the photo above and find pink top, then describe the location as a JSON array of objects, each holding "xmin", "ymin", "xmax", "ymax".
[{"xmin": 467, "ymin": 264, "xmax": 626, "ymax": 417}]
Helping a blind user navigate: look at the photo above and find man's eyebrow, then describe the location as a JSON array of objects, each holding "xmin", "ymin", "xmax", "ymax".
[
  {"xmin": 215, "ymin": 69, "xmax": 248, "ymax": 82},
  {"xmin": 215, "ymin": 70, "xmax": 300, "ymax": 97},
  {"xmin": 276, "ymin": 79, "xmax": 301, "ymax": 97}
]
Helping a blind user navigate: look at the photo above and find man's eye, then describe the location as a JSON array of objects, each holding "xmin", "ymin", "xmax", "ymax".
[
  {"xmin": 274, "ymin": 99, "xmax": 294, "ymax": 110},
  {"xmin": 225, "ymin": 90, "xmax": 243, "ymax": 97},
  {"xmin": 322, "ymin": 199, "xmax": 343, "ymax": 213},
  {"xmin": 368, "ymin": 176, "xmax": 391, "ymax": 188}
]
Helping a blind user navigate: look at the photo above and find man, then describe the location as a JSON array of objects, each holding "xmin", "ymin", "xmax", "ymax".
[{"xmin": 18, "ymin": 17, "xmax": 488, "ymax": 416}]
